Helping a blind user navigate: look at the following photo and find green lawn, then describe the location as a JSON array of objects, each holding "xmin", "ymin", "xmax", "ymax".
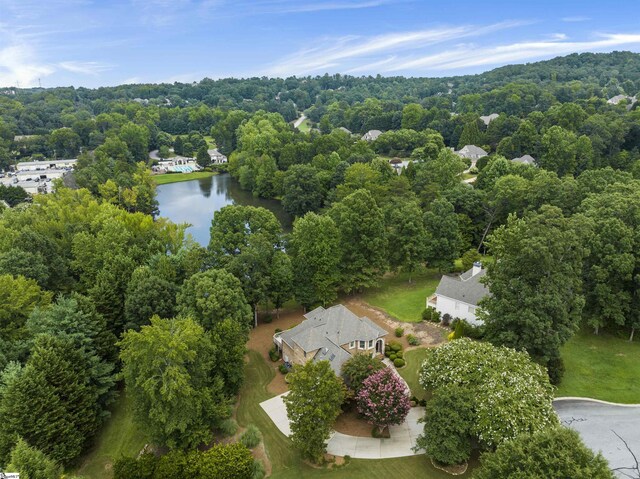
[
  {"xmin": 153, "ymin": 171, "xmax": 215, "ymax": 185},
  {"xmin": 72, "ymin": 391, "xmax": 147, "ymax": 479},
  {"xmin": 239, "ymin": 350, "xmax": 472, "ymax": 479},
  {"xmin": 362, "ymin": 268, "xmax": 441, "ymax": 322},
  {"xmin": 398, "ymin": 348, "xmax": 431, "ymax": 401},
  {"xmin": 557, "ymin": 331, "xmax": 640, "ymax": 403},
  {"xmin": 297, "ymin": 118, "xmax": 311, "ymax": 133}
]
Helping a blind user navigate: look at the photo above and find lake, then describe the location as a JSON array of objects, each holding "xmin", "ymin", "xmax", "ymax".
[{"xmin": 156, "ymin": 173, "xmax": 292, "ymax": 245}]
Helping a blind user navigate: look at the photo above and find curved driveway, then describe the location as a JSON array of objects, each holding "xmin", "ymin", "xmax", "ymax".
[
  {"xmin": 554, "ymin": 398, "xmax": 640, "ymax": 477},
  {"xmin": 260, "ymin": 392, "xmax": 425, "ymax": 459}
]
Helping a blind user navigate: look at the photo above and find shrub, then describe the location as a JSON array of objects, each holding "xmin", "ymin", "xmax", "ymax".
[
  {"xmin": 240, "ymin": 424, "xmax": 262, "ymax": 449},
  {"xmin": 263, "ymin": 314, "xmax": 273, "ymax": 324},
  {"xmin": 442, "ymin": 313, "xmax": 452, "ymax": 326},
  {"xmin": 394, "ymin": 327, "xmax": 404, "ymax": 337},
  {"xmin": 407, "ymin": 334, "xmax": 420, "ymax": 346},
  {"xmin": 395, "ymin": 350, "xmax": 403, "ymax": 359},
  {"xmin": 384, "ymin": 348, "xmax": 391, "ymax": 357},
  {"xmin": 251, "ymin": 460, "xmax": 266, "ymax": 479},
  {"xmin": 268, "ymin": 346, "xmax": 280, "ymax": 362},
  {"xmin": 341, "ymin": 353, "xmax": 384, "ymax": 394},
  {"xmin": 461, "ymin": 249, "xmax": 482, "ymax": 272},
  {"xmin": 394, "ymin": 358, "xmax": 405, "ymax": 368},
  {"xmin": 389, "ymin": 353, "xmax": 397, "ymax": 361},
  {"xmin": 422, "ymin": 307, "xmax": 441, "ymax": 322},
  {"xmin": 274, "ymin": 328, "xmax": 282, "ymax": 333},
  {"xmin": 278, "ymin": 364, "xmax": 289, "ymax": 374},
  {"xmin": 218, "ymin": 418, "xmax": 238, "ymax": 437},
  {"xmin": 114, "ymin": 454, "xmax": 158, "ymax": 479},
  {"xmin": 547, "ymin": 355, "xmax": 565, "ymax": 385},
  {"xmin": 389, "ymin": 341, "xmax": 402, "ymax": 352}
]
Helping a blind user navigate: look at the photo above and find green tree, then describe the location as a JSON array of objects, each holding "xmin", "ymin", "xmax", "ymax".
[
  {"xmin": 119, "ymin": 122, "xmax": 150, "ymax": 163},
  {"xmin": 195, "ymin": 145, "xmax": 211, "ymax": 168},
  {"xmin": 423, "ymin": 198, "xmax": 461, "ymax": 271},
  {"xmin": 480, "ymin": 206, "xmax": 585, "ymax": 379},
  {"xmin": 289, "ymin": 213, "xmax": 341, "ymax": 308},
  {"xmin": 341, "ymin": 353, "xmax": 384, "ymax": 394},
  {"xmin": 209, "ymin": 318, "xmax": 248, "ymax": 396},
  {"xmin": 6, "ymin": 438, "xmax": 62, "ymax": 479},
  {"xmin": 0, "ymin": 335, "xmax": 101, "ymax": 466},
  {"xmin": 48, "ymin": 127, "xmax": 81, "ymax": 158},
  {"xmin": 329, "ymin": 189, "xmax": 387, "ymax": 293},
  {"xmin": 281, "ymin": 164, "xmax": 325, "ymax": 217},
  {"xmin": 0, "ymin": 274, "xmax": 52, "ymax": 342},
  {"xmin": 283, "ymin": 360, "xmax": 345, "ymax": 463},
  {"xmin": 473, "ymin": 427, "xmax": 614, "ymax": 479},
  {"xmin": 415, "ymin": 385, "xmax": 475, "ymax": 465},
  {"xmin": 418, "ymin": 339, "xmax": 557, "ymax": 450},
  {"xmin": 124, "ymin": 266, "xmax": 178, "ymax": 331},
  {"xmin": 176, "ymin": 269, "xmax": 252, "ymax": 330},
  {"xmin": 0, "ymin": 249, "xmax": 50, "ymax": 288},
  {"xmin": 384, "ymin": 199, "xmax": 427, "ymax": 280},
  {"xmin": 356, "ymin": 367, "xmax": 411, "ymax": 434},
  {"xmin": 457, "ymin": 120, "xmax": 485, "ymax": 149},
  {"xmin": 190, "ymin": 443, "xmax": 254, "ymax": 479},
  {"xmin": 0, "ymin": 184, "xmax": 29, "ymax": 207},
  {"xmin": 119, "ymin": 316, "xmax": 229, "ymax": 449}
]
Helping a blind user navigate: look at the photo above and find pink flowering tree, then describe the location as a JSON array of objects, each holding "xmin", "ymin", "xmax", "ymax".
[{"xmin": 356, "ymin": 367, "xmax": 411, "ymax": 434}]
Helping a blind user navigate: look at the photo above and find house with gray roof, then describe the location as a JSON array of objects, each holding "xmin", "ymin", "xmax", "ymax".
[
  {"xmin": 479, "ymin": 113, "xmax": 499, "ymax": 126},
  {"xmin": 337, "ymin": 127, "xmax": 353, "ymax": 135},
  {"xmin": 273, "ymin": 304, "xmax": 387, "ymax": 374},
  {"xmin": 427, "ymin": 262, "xmax": 490, "ymax": 326},
  {"xmin": 207, "ymin": 148, "xmax": 227, "ymax": 164},
  {"xmin": 362, "ymin": 129, "xmax": 382, "ymax": 141},
  {"xmin": 455, "ymin": 145, "xmax": 488, "ymax": 162},
  {"xmin": 512, "ymin": 154, "xmax": 537, "ymax": 166}
]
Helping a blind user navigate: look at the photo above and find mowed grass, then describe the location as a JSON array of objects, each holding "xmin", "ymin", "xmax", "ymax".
[
  {"xmin": 398, "ymin": 348, "xmax": 431, "ymax": 401},
  {"xmin": 297, "ymin": 118, "xmax": 311, "ymax": 132},
  {"xmin": 238, "ymin": 350, "xmax": 472, "ymax": 479},
  {"xmin": 362, "ymin": 267, "xmax": 441, "ymax": 323},
  {"xmin": 153, "ymin": 171, "xmax": 215, "ymax": 185},
  {"xmin": 73, "ymin": 391, "xmax": 147, "ymax": 479},
  {"xmin": 557, "ymin": 331, "xmax": 640, "ymax": 404}
]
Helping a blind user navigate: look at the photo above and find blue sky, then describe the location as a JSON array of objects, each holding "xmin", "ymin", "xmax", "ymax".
[{"xmin": 2, "ymin": 0, "xmax": 640, "ymax": 88}]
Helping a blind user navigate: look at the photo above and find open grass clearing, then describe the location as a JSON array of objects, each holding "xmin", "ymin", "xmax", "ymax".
[
  {"xmin": 153, "ymin": 171, "xmax": 215, "ymax": 185},
  {"xmin": 397, "ymin": 348, "xmax": 431, "ymax": 401},
  {"xmin": 72, "ymin": 391, "xmax": 147, "ymax": 479},
  {"xmin": 361, "ymin": 267, "xmax": 441, "ymax": 323},
  {"xmin": 557, "ymin": 330, "xmax": 640, "ymax": 404}
]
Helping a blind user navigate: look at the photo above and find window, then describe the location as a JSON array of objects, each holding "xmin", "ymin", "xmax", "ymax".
[
  {"xmin": 349, "ymin": 341, "xmax": 355, "ymax": 349},
  {"xmin": 359, "ymin": 340, "xmax": 365, "ymax": 349},
  {"xmin": 368, "ymin": 340, "xmax": 374, "ymax": 349}
]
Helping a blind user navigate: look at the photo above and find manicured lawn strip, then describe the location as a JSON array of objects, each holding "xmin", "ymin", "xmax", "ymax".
[
  {"xmin": 297, "ymin": 118, "xmax": 311, "ymax": 132},
  {"xmin": 73, "ymin": 391, "xmax": 147, "ymax": 479},
  {"xmin": 238, "ymin": 350, "xmax": 472, "ymax": 479},
  {"xmin": 362, "ymin": 268, "xmax": 441, "ymax": 323},
  {"xmin": 153, "ymin": 171, "xmax": 215, "ymax": 185},
  {"xmin": 557, "ymin": 331, "xmax": 640, "ymax": 404},
  {"xmin": 398, "ymin": 348, "xmax": 431, "ymax": 401}
]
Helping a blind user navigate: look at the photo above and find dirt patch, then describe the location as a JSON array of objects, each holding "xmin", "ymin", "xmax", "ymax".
[
  {"xmin": 267, "ymin": 368, "xmax": 289, "ymax": 395},
  {"xmin": 333, "ymin": 408, "xmax": 374, "ymax": 438},
  {"xmin": 345, "ymin": 298, "xmax": 446, "ymax": 350},
  {"xmin": 248, "ymin": 307, "xmax": 306, "ymax": 361}
]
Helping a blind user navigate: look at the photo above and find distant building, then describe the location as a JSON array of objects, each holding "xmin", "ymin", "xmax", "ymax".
[
  {"xmin": 16, "ymin": 169, "xmax": 67, "ymax": 182},
  {"xmin": 361, "ymin": 129, "xmax": 382, "ymax": 141},
  {"xmin": 207, "ymin": 148, "xmax": 228, "ymax": 164},
  {"xmin": 512, "ymin": 154, "xmax": 537, "ymax": 166},
  {"xmin": 454, "ymin": 145, "xmax": 488, "ymax": 166},
  {"xmin": 479, "ymin": 113, "xmax": 499, "ymax": 126},
  {"xmin": 337, "ymin": 127, "xmax": 352, "ymax": 135},
  {"xmin": 15, "ymin": 159, "xmax": 77, "ymax": 171},
  {"xmin": 389, "ymin": 158, "xmax": 411, "ymax": 174},
  {"xmin": 607, "ymin": 95, "xmax": 637, "ymax": 110},
  {"xmin": 273, "ymin": 304, "xmax": 387, "ymax": 374},
  {"xmin": 428, "ymin": 262, "xmax": 490, "ymax": 326}
]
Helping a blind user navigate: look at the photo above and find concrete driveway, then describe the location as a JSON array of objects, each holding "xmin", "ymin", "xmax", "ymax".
[
  {"xmin": 260, "ymin": 392, "xmax": 425, "ymax": 459},
  {"xmin": 554, "ymin": 398, "xmax": 640, "ymax": 478}
]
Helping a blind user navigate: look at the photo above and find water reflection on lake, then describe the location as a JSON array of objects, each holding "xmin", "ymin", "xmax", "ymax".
[{"xmin": 156, "ymin": 174, "xmax": 292, "ymax": 245}]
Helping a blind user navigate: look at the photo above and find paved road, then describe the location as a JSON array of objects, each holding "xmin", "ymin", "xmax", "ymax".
[
  {"xmin": 260, "ymin": 392, "xmax": 425, "ymax": 459},
  {"xmin": 554, "ymin": 398, "xmax": 640, "ymax": 478},
  {"xmin": 293, "ymin": 114, "xmax": 306, "ymax": 129}
]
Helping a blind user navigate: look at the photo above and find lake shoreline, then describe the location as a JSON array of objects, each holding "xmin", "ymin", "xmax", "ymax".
[{"xmin": 153, "ymin": 171, "xmax": 217, "ymax": 185}]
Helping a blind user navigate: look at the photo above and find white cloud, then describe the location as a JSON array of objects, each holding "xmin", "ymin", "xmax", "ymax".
[
  {"xmin": 380, "ymin": 33, "xmax": 640, "ymax": 72},
  {"xmin": 59, "ymin": 61, "xmax": 112, "ymax": 75},
  {"xmin": 265, "ymin": 21, "xmax": 525, "ymax": 76},
  {"xmin": 0, "ymin": 43, "xmax": 54, "ymax": 87},
  {"xmin": 562, "ymin": 16, "xmax": 590, "ymax": 22}
]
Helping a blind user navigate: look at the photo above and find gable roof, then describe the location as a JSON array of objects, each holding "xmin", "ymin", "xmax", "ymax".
[
  {"xmin": 435, "ymin": 268, "xmax": 490, "ymax": 306},
  {"xmin": 337, "ymin": 127, "xmax": 352, "ymax": 134},
  {"xmin": 457, "ymin": 145, "xmax": 488, "ymax": 158},
  {"xmin": 362, "ymin": 129, "xmax": 382, "ymax": 141},
  {"xmin": 278, "ymin": 304, "xmax": 387, "ymax": 373},
  {"xmin": 512, "ymin": 154, "xmax": 536, "ymax": 166},
  {"xmin": 479, "ymin": 113, "xmax": 499, "ymax": 126}
]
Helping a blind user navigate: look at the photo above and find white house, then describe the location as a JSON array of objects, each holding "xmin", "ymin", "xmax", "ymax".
[
  {"xmin": 207, "ymin": 148, "xmax": 228, "ymax": 164},
  {"xmin": 361, "ymin": 129, "xmax": 382, "ymax": 141},
  {"xmin": 428, "ymin": 262, "xmax": 490, "ymax": 326}
]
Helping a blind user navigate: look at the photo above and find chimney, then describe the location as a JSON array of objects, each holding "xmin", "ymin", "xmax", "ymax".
[{"xmin": 472, "ymin": 261, "xmax": 482, "ymax": 277}]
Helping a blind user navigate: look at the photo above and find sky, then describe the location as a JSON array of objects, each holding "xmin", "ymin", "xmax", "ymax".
[{"xmin": 2, "ymin": 0, "xmax": 640, "ymax": 88}]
